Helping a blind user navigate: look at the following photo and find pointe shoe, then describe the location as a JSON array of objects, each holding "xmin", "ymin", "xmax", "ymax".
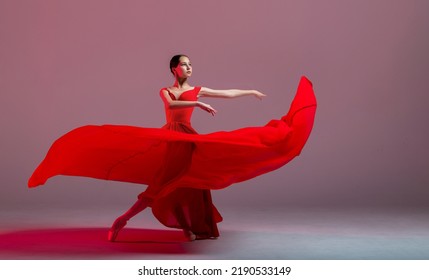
[
  {"xmin": 195, "ymin": 234, "xmax": 218, "ymax": 240},
  {"xmin": 192, "ymin": 232, "xmax": 218, "ymax": 240},
  {"xmin": 108, "ymin": 217, "xmax": 127, "ymax": 242},
  {"xmin": 183, "ymin": 230, "xmax": 196, "ymax": 241}
]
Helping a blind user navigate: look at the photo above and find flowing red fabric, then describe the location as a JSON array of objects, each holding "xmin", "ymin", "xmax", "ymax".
[{"xmin": 28, "ymin": 76, "xmax": 317, "ymax": 236}]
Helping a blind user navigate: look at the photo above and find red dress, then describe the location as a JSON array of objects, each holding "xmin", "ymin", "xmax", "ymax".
[{"xmin": 28, "ymin": 76, "xmax": 317, "ymax": 237}]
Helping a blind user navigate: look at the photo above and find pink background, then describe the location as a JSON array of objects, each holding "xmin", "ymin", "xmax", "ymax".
[{"xmin": 1, "ymin": 0, "xmax": 428, "ymax": 213}]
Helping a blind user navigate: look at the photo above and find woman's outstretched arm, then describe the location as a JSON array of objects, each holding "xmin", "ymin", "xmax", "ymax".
[{"xmin": 198, "ymin": 87, "xmax": 266, "ymax": 100}]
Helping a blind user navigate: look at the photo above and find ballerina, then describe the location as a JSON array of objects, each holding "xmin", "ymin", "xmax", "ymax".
[{"xmin": 108, "ymin": 54, "xmax": 266, "ymax": 241}]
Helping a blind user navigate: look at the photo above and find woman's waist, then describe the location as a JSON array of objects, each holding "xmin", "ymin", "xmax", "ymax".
[
  {"xmin": 164, "ymin": 120, "xmax": 192, "ymax": 125},
  {"xmin": 162, "ymin": 121, "xmax": 197, "ymax": 134}
]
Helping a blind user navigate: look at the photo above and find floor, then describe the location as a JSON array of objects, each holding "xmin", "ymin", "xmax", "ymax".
[{"xmin": 0, "ymin": 207, "xmax": 428, "ymax": 260}]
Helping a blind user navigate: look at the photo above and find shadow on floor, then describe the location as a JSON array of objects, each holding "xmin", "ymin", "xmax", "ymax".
[{"xmin": 0, "ymin": 227, "xmax": 204, "ymax": 259}]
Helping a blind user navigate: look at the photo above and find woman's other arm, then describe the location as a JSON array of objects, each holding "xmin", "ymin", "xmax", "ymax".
[{"xmin": 198, "ymin": 87, "xmax": 266, "ymax": 100}]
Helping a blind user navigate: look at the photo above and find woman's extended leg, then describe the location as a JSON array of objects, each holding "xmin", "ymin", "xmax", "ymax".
[{"xmin": 107, "ymin": 196, "xmax": 151, "ymax": 242}]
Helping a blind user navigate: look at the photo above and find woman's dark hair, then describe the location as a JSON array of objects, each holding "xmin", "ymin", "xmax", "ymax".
[{"xmin": 170, "ymin": 54, "xmax": 188, "ymax": 74}]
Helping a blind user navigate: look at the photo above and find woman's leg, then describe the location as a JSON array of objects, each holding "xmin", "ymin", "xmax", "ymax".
[{"xmin": 108, "ymin": 196, "xmax": 151, "ymax": 242}]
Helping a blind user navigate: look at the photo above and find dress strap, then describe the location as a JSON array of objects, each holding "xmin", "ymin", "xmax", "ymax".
[{"xmin": 162, "ymin": 87, "xmax": 177, "ymax": 100}]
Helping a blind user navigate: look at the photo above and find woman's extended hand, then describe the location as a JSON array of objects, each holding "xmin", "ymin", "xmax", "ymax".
[
  {"xmin": 253, "ymin": 90, "xmax": 266, "ymax": 100},
  {"xmin": 197, "ymin": 101, "xmax": 217, "ymax": 116}
]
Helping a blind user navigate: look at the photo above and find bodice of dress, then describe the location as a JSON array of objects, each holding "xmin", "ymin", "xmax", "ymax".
[{"xmin": 162, "ymin": 87, "xmax": 201, "ymax": 125}]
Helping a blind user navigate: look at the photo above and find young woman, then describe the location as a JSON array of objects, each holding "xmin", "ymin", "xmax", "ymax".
[
  {"xmin": 108, "ymin": 54, "xmax": 266, "ymax": 241},
  {"xmin": 28, "ymin": 55, "xmax": 316, "ymax": 243}
]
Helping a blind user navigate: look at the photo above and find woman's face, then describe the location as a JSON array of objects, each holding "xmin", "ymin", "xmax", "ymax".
[{"xmin": 173, "ymin": 56, "xmax": 192, "ymax": 78}]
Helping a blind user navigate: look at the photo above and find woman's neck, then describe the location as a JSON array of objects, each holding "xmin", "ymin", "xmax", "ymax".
[{"xmin": 173, "ymin": 78, "xmax": 191, "ymax": 89}]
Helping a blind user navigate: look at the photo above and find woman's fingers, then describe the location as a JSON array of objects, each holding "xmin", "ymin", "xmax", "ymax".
[
  {"xmin": 255, "ymin": 91, "xmax": 266, "ymax": 100},
  {"xmin": 199, "ymin": 102, "xmax": 217, "ymax": 116},
  {"xmin": 206, "ymin": 106, "xmax": 216, "ymax": 116},
  {"xmin": 208, "ymin": 107, "xmax": 216, "ymax": 116}
]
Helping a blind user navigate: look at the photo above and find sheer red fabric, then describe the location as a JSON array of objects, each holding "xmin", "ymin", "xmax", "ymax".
[{"xmin": 28, "ymin": 76, "xmax": 317, "ymax": 236}]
